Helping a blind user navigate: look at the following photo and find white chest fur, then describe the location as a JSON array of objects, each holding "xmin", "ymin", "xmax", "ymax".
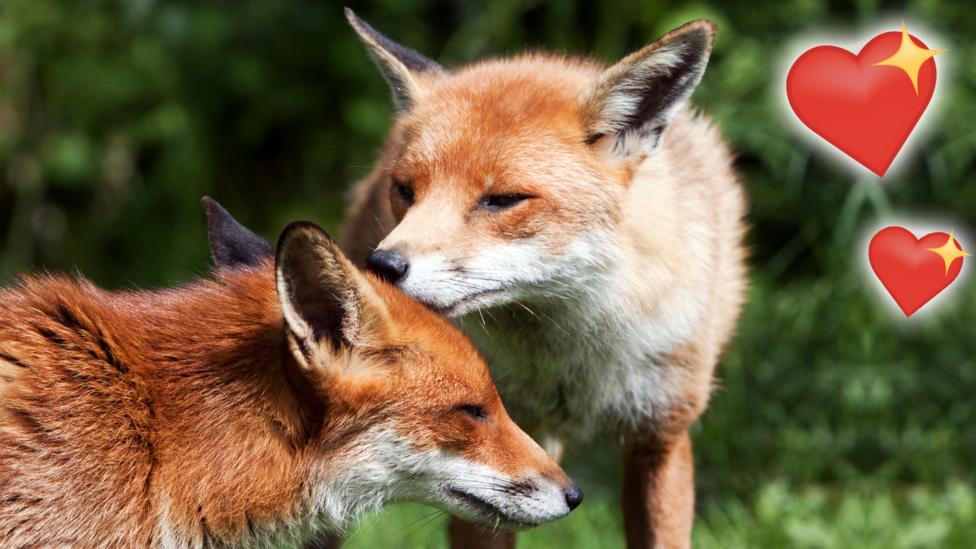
[{"xmin": 459, "ymin": 250, "xmax": 709, "ymax": 442}]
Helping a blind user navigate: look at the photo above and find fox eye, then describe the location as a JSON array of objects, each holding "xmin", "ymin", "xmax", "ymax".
[
  {"xmin": 480, "ymin": 193, "xmax": 532, "ymax": 212},
  {"xmin": 455, "ymin": 404, "xmax": 489, "ymax": 421},
  {"xmin": 393, "ymin": 180, "xmax": 414, "ymax": 205}
]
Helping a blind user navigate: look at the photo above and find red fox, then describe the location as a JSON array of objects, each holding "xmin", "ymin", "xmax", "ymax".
[
  {"xmin": 341, "ymin": 10, "xmax": 746, "ymax": 549},
  {"xmin": 0, "ymin": 199, "xmax": 580, "ymax": 547}
]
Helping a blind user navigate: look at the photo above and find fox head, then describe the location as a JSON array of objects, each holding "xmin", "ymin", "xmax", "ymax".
[
  {"xmin": 347, "ymin": 9, "xmax": 716, "ymax": 316},
  {"xmin": 202, "ymin": 199, "xmax": 580, "ymax": 529}
]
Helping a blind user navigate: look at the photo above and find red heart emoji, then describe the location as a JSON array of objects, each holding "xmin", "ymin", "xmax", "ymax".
[
  {"xmin": 787, "ymin": 30, "xmax": 937, "ymax": 177},
  {"xmin": 869, "ymin": 227, "xmax": 966, "ymax": 317}
]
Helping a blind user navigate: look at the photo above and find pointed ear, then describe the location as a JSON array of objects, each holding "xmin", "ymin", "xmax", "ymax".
[
  {"xmin": 275, "ymin": 221, "xmax": 390, "ymax": 370},
  {"xmin": 202, "ymin": 197, "xmax": 274, "ymax": 268},
  {"xmin": 581, "ymin": 20, "xmax": 716, "ymax": 160},
  {"xmin": 345, "ymin": 7, "xmax": 446, "ymax": 111}
]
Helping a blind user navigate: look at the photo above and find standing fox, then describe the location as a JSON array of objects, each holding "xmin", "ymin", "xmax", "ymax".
[
  {"xmin": 341, "ymin": 9, "xmax": 746, "ymax": 548},
  {"xmin": 0, "ymin": 199, "xmax": 580, "ymax": 547}
]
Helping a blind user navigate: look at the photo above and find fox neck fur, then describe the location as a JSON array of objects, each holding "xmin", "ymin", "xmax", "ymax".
[
  {"xmin": 457, "ymin": 109, "xmax": 746, "ymax": 442},
  {"xmin": 0, "ymin": 265, "xmax": 381, "ymax": 547}
]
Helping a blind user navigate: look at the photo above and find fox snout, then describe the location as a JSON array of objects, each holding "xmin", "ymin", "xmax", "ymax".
[
  {"xmin": 365, "ymin": 248, "xmax": 409, "ymax": 284},
  {"xmin": 565, "ymin": 484, "xmax": 584, "ymax": 510},
  {"xmin": 434, "ymin": 451, "xmax": 582, "ymax": 530},
  {"xmin": 442, "ymin": 419, "xmax": 583, "ymax": 529},
  {"xmin": 546, "ymin": 473, "xmax": 584, "ymax": 513}
]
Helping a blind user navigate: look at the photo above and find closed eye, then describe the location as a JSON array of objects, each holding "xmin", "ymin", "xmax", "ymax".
[
  {"xmin": 393, "ymin": 180, "xmax": 415, "ymax": 205},
  {"xmin": 455, "ymin": 404, "xmax": 489, "ymax": 421},
  {"xmin": 480, "ymin": 193, "xmax": 532, "ymax": 212}
]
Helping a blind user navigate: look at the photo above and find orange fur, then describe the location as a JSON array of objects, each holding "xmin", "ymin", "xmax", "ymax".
[
  {"xmin": 0, "ymin": 251, "xmax": 571, "ymax": 546},
  {"xmin": 341, "ymin": 13, "xmax": 746, "ymax": 549}
]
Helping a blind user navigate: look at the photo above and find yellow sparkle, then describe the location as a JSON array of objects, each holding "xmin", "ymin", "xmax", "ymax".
[
  {"xmin": 873, "ymin": 22, "xmax": 944, "ymax": 94},
  {"xmin": 927, "ymin": 230, "xmax": 971, "ymax": 275}
]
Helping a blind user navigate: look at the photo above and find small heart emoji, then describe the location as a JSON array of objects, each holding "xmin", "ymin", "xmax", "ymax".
[
  {"xmin": 787, "ymin": 24, "xmax": 941, "ymax": 177},
  {"xmin": 868, "ymin": 227, "xmax": 969, "ymax": 317}
]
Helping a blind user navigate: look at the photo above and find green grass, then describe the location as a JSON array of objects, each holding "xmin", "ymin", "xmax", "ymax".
[
  {"xmin": 695, "ymin": 482, "xmax": 976, "ymax": 549},
  {"xmin": 331, "ymin": 482, "xmax": 976, "ymax": 549},
  {"xmin": 340, "ymin": 500, "xmax": 624, "ymax": 549}
]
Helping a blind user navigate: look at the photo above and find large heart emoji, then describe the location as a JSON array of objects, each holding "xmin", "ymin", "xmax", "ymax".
[
  {"xmin": 869, "ymin": 227, "xmax": 968, "ymax": 317},
  {"xmin": 787, "ymin": 28, "xmax": 938, "ymax": 177}
]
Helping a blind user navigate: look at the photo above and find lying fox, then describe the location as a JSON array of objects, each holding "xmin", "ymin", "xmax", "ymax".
[
  {"xmin": 0, "ymin": 199, "xmax": 579, "ymax": 548},
  {"xmin": 341, "ymin": 10, "xmax": 746, "ymax": 548}
]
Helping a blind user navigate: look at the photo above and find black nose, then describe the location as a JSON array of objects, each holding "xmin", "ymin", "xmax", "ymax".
[
  {"xmin": 365, "ymin": 249, "xmax": 409, "ymax": 283},
  {"xmin": 564, "ymin": 484, "xmax": 583, "ymax": 510}
]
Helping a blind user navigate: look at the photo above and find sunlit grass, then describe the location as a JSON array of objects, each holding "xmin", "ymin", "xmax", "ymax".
[
  {"xmin": 324, "ymin": 482, "xmax": 976, "ymax": 549},
  {"xmin": 338, "ymin": 499, "xmax": 624, "ymax": 549}
]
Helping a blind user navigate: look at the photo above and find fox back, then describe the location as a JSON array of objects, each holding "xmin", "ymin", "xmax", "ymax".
[{"xmin": 0, "ymin": 208, "xmax": 578, "ymax": 547}]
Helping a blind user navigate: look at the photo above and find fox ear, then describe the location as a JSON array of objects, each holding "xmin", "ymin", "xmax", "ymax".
[
  {"xmin": 345, "ymin": 8, "xmax": 445, "ymax": 111},
  {"xmin": 202, "ymin": 197, "xmax": 273, "ymax": 268},
  {"xmin": 582, "ymin": 20, "xmax": 716, "ymax": 160},
  {"xmin": 275, "ymin": 221, "xmax": 389, "ymax": 370}
]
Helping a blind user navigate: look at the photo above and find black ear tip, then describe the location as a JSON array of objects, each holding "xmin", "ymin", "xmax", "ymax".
[
  {"xmin": 202, "ymin": 196, "xmax": 231, "ymax": 230},
  {"xmin": 202, "ymin": 197, "xmax": 240, "ymax": 240},
  {"xmin": 344, "ymin": 7, "xmax": 368, "ymax": 32},
  {"xmin": 344, "ymin": 7, "xmax": 382, "ymax": 45},
  {"xmin": 678, "ymin": 20, "xmax": 717, "ymax": 46},
  {"xmin": 278, "ymin": 221, "xmax": 336, "ymax": 248},
  {"xmin": 276, "ymin": 221, "xmax": 341, "ymax": 269},
  {"xmin": 201, "ymin": 195, "xmax": 225, "ymax": 218},
  {"xmin": 203, "ymin": 196, "xmax": 274, "ymax": 268},
  {"xmin": 697, "ymin": 19, "xmax": 718, "ymax": 33},
  {"xmin": 657, "ymin": 20, "xmax": 716, "ymax": 61},
  {"xmin": 680, "ymin": 19, "xmax": 717, "ymax": 33}
]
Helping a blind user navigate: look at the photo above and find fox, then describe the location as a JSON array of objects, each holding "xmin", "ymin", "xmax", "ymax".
[
  {"xmin": 339, "ymin": 9, "xmax": 747, "ymax": 549},
  {"xmin": 0, "ymin": 198, "xmax": 581, "ymax": 548}
]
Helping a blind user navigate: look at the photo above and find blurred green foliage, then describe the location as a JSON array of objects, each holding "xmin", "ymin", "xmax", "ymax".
[
  {"xmin": 343, "ymin": 484, "xmax": 976, "ymax": 548},
  {"xmin": 1, "ymin": 0, "xmax": 975, "ymax": 546}
]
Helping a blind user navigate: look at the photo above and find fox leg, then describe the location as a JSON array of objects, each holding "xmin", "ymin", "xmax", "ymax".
[{"xmin": 621, "ymin": 429, "xmax": 695, "ymax": 549}]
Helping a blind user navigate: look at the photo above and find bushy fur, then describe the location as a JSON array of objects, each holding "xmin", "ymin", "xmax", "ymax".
[{"xmin": 0, "ymin": 228, "xmax": 575, "ymax": 547}]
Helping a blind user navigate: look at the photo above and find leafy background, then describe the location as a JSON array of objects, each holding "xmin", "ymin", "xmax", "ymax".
[{"xmin": 1, "ymin": 0, "xmax": 975, "ymax": 547}]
